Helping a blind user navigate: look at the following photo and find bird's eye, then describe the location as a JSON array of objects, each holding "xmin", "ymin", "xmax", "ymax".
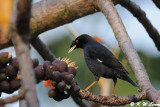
[{"xmin": 76, "ymin": 40, "xmax": 78, "ymax": 43}]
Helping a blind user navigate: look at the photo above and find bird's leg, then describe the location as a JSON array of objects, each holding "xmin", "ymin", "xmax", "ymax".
[
  {"xmin": 85, "ymin": 80, "xmax": 98, "ymax": 91},
  {"xmin": 112, "ymin": 79, "xmax": 117, "ymax": 96}
]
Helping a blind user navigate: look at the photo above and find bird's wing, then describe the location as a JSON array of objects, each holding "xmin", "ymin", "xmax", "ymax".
[{"xmin": 86, "ymin": 43, "xmax": 129, "ymax": 74}]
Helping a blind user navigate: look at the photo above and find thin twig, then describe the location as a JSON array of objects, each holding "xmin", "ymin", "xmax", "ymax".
[
  {"xmin": 97, "ymin": 0, "xmax": 160, "ymax": 104},
  {"xmin": 31, "ymin": 37, "xmax": 56, "ymax": 62},
  {"xmin": 65, "ymin": 24, "xmax": 79, "ymax": 39},
  {"xmin": 119, "ymin": 0, "xmax": 160, "ymax": 51},
  {"xmin": 0, "ymin": 93, "xmax": 24, "ymax": 105},
  {"xmin": 79, "ymin": 90, "xmax": 147, "ymax": 106}
]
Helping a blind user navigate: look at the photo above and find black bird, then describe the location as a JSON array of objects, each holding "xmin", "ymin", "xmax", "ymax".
[{"xmin": 68, "ymin": 34, "xmax": 137, "ymax": 95}]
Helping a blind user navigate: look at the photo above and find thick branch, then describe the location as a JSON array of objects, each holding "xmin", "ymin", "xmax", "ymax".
[
  {"xmin": 31, "ymin": 37, "xmax": 56, "ymax": 62},
  {"xmin": 119, "ymin": 0, "xmax": 160, "ymax": 51},
  {"xmin": 12, "ymin": 33, "xmax": 39, "ymax": 107},
  {"xmin": 79, "ymin": 90, "xmax": 147, "ymax": 106},
  {"xmin": 11, "ymin": 0, "xmax": 39, "ymax": 107},
  {"xmin": 0, "ymin": 93, "xmax": 24, "ymax": 105},
  {"xmin": 29, "ymin": 0, "xmax": 99, "ymax": 37},
  {"xmin": 16, "ymin": 0, "xmax": 32, "ymax": 43},
  {"xmin": 97, "ymin": 0, "xmax": 160, "ymax": 104},
  {"xmin": 152, "ymin": 0, "xmax": 160, "ymax": 9},
  {"xmin": 0, "ymin": 0, "xmax": 99, "ymax": 49}
]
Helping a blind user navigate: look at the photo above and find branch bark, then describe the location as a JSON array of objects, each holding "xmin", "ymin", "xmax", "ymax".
[
  {"xmin": 97, "ymin": 0, "xmax": 160, "ymax": 104},
  {"xmin": 11, "ymin": 0, "xmax": 39, "ymax": 107},
  {"xmin": 0, "ymin": 0, "xmax": 99, "ymax": 49},
  {"xmin": 119, "ymin": 0, "xmax": 160, "ymax": 51},
  {"xmin": 12, "ymin": 33, "xmax": 39, "ymax": 107},
  {"xmin": 0, "ymin": 93, "xmax": 24, "ymax": 105},
  {"xmin": 79, "ymin": 90, "xmax": 147, "ymax": 106}
]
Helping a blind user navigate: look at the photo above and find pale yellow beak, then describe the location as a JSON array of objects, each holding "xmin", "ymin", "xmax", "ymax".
[{"xmin": 68, "ymin": 45, "xmax": 76, "ymax": 53}]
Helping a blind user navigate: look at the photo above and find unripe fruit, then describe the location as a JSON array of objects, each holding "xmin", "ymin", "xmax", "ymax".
[
  {"xmin": 53, "ymin": 90, "xmax": 68, "ymax": 102},
  {"xmin": 46, "ymin": 65, "xmax": 56, "ymax": 79},
  {"xmin": 6, "ymin": 65, "xmax": 18, "ymax": 79},
  {"xmin": 64, "ymin": 74, "xmax": 74, "ymax": 84},
  {"xmin": 70, "ymin": 85, "xmax": 80, "ymax": 95},
  {"xmin": 52, "ymin": 60, "xmax": 61, "ymax": 66},
  {"xmin": 52, "ymin": 60, "xmax": 68, "ymax": 72},
  {"xmin": 10, "ymin": 79, "xmax": 21, "ymax": 91},
  {"xmin": 0, "ymin": 52, "xmax": 12, "ymax": 66},
  {"xmin": 68, "ymin": 67, "xmax": 77, "ymax": 77},
  {"xmin": 61, "ymin": 71, "xmax": 69, "ymax": 77},
  {"xmin": 58, "ymin": 61, "xmax": 68, "ymax": 72},
  {"xmin": 34, "ymin": 65, "xmax": 45, "ymax": 81},
  {"xmin": 0, "ymin": 68, "xmax": 6, "ymax": 73},
  {"xmin": 32, "ymin": 59, "xmax": 39, "ymax": 68},
  {"xmin": 52, "ymin": 71, "xmax": 62, "ymax": 82},
  {"xmin": 11, "ymin": 57, "xmax": 19, "ymax": 70},
  {"xmin": 0, "ymin": 73, "xmax": 6, "ymax": 81},
  {"xmin": 57, "ymin": 81, "xmax": 66, "ymax": 92},
  {"xmin": 0, "ymin": 80, "xmax": 10, "ymax": 92},
  {"xmin": 43, "ymin": 61, "xmax": 52, "ymax": 71},
  {"xmin": 48, "ymin": 89, "xmax": 56, "ymax": 98}
]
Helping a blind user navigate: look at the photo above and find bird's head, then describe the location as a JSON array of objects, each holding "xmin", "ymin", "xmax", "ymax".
[{"xmin": 68, "ymin": 34, "xmax": 94, "ymax": 53}]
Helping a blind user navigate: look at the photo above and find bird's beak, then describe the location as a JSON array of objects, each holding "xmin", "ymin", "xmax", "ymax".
[{"xmin": 68, "ymin": 45, "xmax": 76, "ymax": 53}]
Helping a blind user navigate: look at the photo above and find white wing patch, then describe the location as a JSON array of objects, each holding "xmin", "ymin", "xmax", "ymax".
[{"xmin": 97, "ymin": 58, "xmax": 103, "ymax": 63}]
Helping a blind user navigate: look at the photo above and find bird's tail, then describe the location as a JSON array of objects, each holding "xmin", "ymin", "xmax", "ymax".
[{"xmin": 124, "ymin": 75, "xmax": 137, "ymax": 87}]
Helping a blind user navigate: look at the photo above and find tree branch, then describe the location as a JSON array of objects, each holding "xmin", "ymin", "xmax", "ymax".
[
  {"xmin": 119, "ymin": 0, "xmax": 160, "ymax": 51},
  {"xmin": 97, "ymin": 0, "xmax": 160, "ymax": 104},
  {"xmin": 12, "ymin": 33, "xmax": 39, "ymax": 107},
  {"xmin": 152, "ymin": 0, "xmax": 160, "ymax": 9},
  {"xmin": 0, "ymin": 93, "xmax": 24, "ymax": 105},
  {"xmin": 0, "ymin": 0, "xmax": 99, "ymax": 49},
  {"xmin": 71, "ymin": 95, "xmax": 90, "ymax": 107},
  {"xmin": 11, "ymin": 0, "xmax": 39, "ymax": 107},
  {"xmin": 16, "ymin": 0, "xmax": 32, "ymax": 43},
  {"xmin": 1, "ymin": 0, "xmax": 160, "ymax": 52},
  {"xmin": 31, "ymin": 37, "xmax": 56, "ymax": 62},
  {"xmin": 79, "ymin": 90, "xmax": 147, "ymax": 106}
]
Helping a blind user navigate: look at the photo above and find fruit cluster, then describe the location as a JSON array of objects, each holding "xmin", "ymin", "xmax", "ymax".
[
  {"xmin": 0, "ymin": 52, "xmax": 39, "ymax": 94},
  {"xmin": 0, "ymin": 52, "xmax": 20, "ymax": 94},
  {"xmin": 42, "ymin": 59, "xmax": 80, "ymax": 101},
  {"xmin": 0, "ymin": 52, "xmax": 80, "ymax": 101}
]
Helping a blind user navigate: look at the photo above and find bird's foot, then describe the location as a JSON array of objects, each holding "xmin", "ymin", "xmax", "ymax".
[
  {"xmin": 111, "ymin": 93, "xmax": 117, "ymax": 96},
  {"xmin": 84, "ymin": 88, "xmax": 89, "ymax": 91}
]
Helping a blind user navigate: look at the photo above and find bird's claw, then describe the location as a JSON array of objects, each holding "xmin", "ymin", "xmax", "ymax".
[
  {"xmin": 111, "ymin": 93, "xmax": 117, "ymax": 96},
  {"xmin": 84, "ymin": 88, "xmax": 89, "ymax": 91}
]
